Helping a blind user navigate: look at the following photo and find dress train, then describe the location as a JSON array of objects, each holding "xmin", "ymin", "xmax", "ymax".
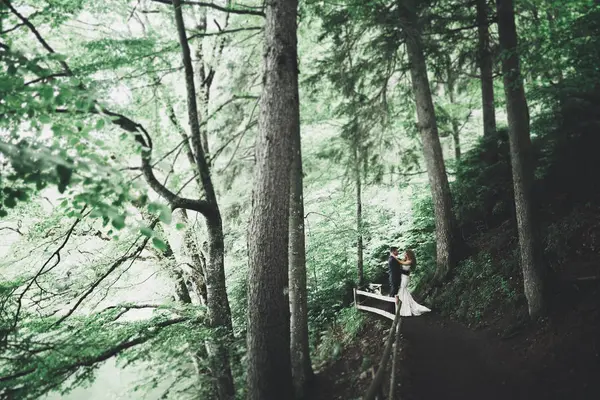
[{"xmin": 397, "ymin": 273, "xmax": 431, "ymax": 317}]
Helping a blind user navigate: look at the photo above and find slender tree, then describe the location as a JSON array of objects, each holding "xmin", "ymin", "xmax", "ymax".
[
  {"xmin": 353, "ymin": 136, "xmax": 365, "ymax": 286},
  {"xmin": 289, "ymin": 119, "xmax": 313, "ymax": 397},
  {"xmin": 246, "ymin": 0, "xmax": 299, "ymax": 397},
  {"xmin": 171, "ymin": 1, "xmax": 235, "ymax": 397},
  {"xmin": 403, "ymin": 0, "xmax": 457, "ymax": 280},
  {"xmin": 496, "ymin": 0, "xmax": 545, "ymax": 318},
  {"xmin": 477, "ymin": 0, "xmax": 497, "ymax": 136}
]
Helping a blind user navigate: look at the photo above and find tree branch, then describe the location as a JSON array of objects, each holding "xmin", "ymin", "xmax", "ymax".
[
  {"xmin": 11, "ymin": 208, "xmax": 87, "ymax": 334},
  {"xmin": 0, "ymin": 316, "xmax": 189, "ymax": 385},
  {"xmin": 52, "ymin": 221, "xmax": 159, "ymax": 326},
  {"xmin": 150, "ymin": 0, "xmax": 265, "ymax": 16},
  {"xmin": 188, "ymin": 26, "xmax": 262, "ymax": 41},
  {"xmin": 5, "ymin": 9, "xmax": 214, "ymax": 218},
  {"xmin": 1, "ymin": 0, "xmax": 73, "ymax": 75}
]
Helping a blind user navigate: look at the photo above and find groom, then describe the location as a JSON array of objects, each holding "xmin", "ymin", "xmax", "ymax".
[{"xmin": 388, "ymin": 246, "xmax": 401, "ymax": 297}]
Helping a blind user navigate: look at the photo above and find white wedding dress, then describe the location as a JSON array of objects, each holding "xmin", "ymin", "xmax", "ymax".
[{"xmin": 398, "ymin": 265, "xmax": 431, "ymax": 317}]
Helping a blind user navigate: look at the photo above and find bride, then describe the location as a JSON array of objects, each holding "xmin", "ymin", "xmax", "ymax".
[{"xmin": 394, "ymin": 249, "xmax": 431, "ymax": 317}]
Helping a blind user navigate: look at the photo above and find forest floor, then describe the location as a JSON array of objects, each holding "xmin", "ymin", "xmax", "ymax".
[{"xmin": 309, "ymin": 277, "xmax": 600, "ymax": 400}]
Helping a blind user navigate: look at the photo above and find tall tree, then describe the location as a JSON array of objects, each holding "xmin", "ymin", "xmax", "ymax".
[
  {"xmin": 171, "ymin": 0, "xmax": 235, "ymax": 397},
  {"xmin": 496, "ymin": 0, "xmax": 545, "ymax": 318},
  {"xmin": 288, "ymin": 118, "xmax": 313, "ymax": 397},
  {"xmin": 353, "ymin": 134, "xmax": 365, "ymax": 286},
  {"xmin": 403, "ymin": 0, "xmax": 457, "ymax": 280},
  {"xmin": 246, "ymin": 0, "xmax": 298, "ymax": 397},
  {"xmin": 477, "ymin": 0, "xmax": 497, "ymax": 136}
]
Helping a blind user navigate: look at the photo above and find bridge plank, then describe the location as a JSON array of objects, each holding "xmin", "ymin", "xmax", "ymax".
[
  {"xmin": 356, "ymin": 289, "xmax": 396, "ymax": 303},
  {"xmin": 356, "ymin": 304, "xmax": 395, "ymax": 320}
]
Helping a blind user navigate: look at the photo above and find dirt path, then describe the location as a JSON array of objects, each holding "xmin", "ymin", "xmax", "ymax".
[
  {"xmin": 310, "ymin": 312, "xmax": 529, "ymax": 400},
  {"xmin": 399, "ymin": 314, "xmax": 527, "ymax": 400},
  {"xmin": 312, "ymin": 282, "xmax": 600, "ymax": 400}
]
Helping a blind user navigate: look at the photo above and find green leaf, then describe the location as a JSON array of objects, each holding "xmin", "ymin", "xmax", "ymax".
[
  {"xmin": 111, "ymin": 215, "xmax": 126, "ymax": 230},
  {"xmin": 152, "ymin": 238, "xmax": 167, "ymax": 251},
  {"xmin": 140, "ymin": 227, "xmax": 154, "ymax": 237},
  {"xmin": 159, "ymin": 207, "xmax": 172, "ymax": 224},
  {"xmin": 39, "ymin": 86, "xmax": 54, "ymax": 100},
  {"xmin": 39, "ymin": 115, "xmax": 52, "ymax": 124},
  {"xmin": 3, "ymin": 196, "xmax": 17, "ymax": 208},
  {"xmin": 56, "ymin": 164, "xmax": 73, "ymax": 193},
  {"xmin": 95, "ymin": 118, "xmax": 105, "ymax": 130},
  {"xmin": 175, "ymin": 222, "xmax": 186, "ymax": 230}
]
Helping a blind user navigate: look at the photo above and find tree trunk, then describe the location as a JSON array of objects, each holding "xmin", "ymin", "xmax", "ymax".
[
  {"xmin": 246, "ymin": 0, "xmax": 298, "ymax": 397},
  {"xmin": 289, "ymin": 114, "xmax": 313, "ymax": 398},
  {"xmin": 204, "ymin": 214, "xmax": 235, "ymax": 398},
  {"xmin": 447, "ymin": 85, "xmax": 462, "ymax": 161},
  {"xmin": 496, "ymin": 0, "xmax": 545, "ymax": 318},
  {"xmin": 451, "ymin": 119, "xmax": 461, "ymax": 161},
  {"xmin": 477, "ymin": 0, "xmax": 497, "ymax": 137},
  {"xmin": 174, "ymin": 209, "xmax": 208, "ymax": 305},
  {"xmin": 354, "ymin": 142, "xmax": 365, "ymax": 286},
  {"xmin": 171, "ymin": 1, "xmax": 235, "ymax": 398},
  {"xmin": 403, "ymin": 0, "xmax": 457, "ymax": 281},
  {"xmin": 193, "ymin": 7, "xmax": 210, "ymax": 157}
]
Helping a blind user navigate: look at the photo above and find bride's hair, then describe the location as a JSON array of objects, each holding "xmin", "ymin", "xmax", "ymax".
[{"xmin": 405, "ymin": 249, "xmax": 416, "ymax": 266}]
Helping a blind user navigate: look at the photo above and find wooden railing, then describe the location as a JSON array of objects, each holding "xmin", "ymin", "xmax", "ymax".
[
  {"xmin": 353, "ymin": 284, "xmax": 403, "ymax": 400},
  {"xmin": 353, "ymin": 284, "xmax": 399, "ymax": 320}
]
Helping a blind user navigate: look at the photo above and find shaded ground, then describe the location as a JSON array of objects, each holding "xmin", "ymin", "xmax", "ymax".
[{"xmin": 310, "ymin": 279, "xmax": 600, "ymax": 400}]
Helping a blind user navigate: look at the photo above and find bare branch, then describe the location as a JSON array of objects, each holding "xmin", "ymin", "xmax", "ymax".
[
  {"xmin": 187, "ymin": 26, "xmax": 262, "ymax": 41},
  {"xmin": 150, "ymin": 0, "xmax": 265, "ymax": 16},
  {"xmin": 0, "ymin": 225, "xmax": 23, "ymax": 235},
  {"xmin": 53, "ymin": 220, "xmax": 158, "ymax": 326},
  {"xmin": 11, "ymin": 208, "xmax": 88, "ymax": 333}
]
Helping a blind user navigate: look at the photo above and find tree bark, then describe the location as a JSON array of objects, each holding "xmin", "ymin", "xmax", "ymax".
[
  {"xmin": 193, "ymin": 6, "xmax": 210, "ymax": 156},
  {"xmin": 403, "ymin": 0, "xmax": 457, "ymax": 281},
  {"xmin": 496, "ymin": 0, "xmax": 545, "ymax": 318},
  {"xmin": 289, "ymin": 114, "xmax": 313, "ymax": 398},
  {"xmin": 354, "ymin": 142, "xmax": 365, "ymax": 286},
  {"xmin": 246, "ymin": 0, "xmax": 298, "ymax": 397},
  {"xmin": 477, "ymin": 0, "xmax": 497, "ymax": 137},
  {"xmin": 140, "ymin": 210, "xmax": 193, "ymax": 304},
  {"xmin": 451, "ymin": 118, "xmax": 461, "ymax": 161},
  {"xmin": 447, "ymin": 84, "xmax": 462, "ymax": 161},
  {"xmin": 174, "ymin": 209, "xmax": 208, "ymax": 305},
  {"xmin": 171, "ymin": 1, "xmax": 235, "ymax": 398}
]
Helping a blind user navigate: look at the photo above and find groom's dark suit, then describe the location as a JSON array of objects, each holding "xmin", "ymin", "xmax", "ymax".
[{"xmin": 388, "ymin": 255, "xmax": 401, "ymax": 296}]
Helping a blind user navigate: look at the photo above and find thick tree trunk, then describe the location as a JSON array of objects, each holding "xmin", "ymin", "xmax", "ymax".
[
  {"xmin": 404, "ymin": 1, "xmax": 457, "ymax": 281},
  {"xmin": 354, "ymin": 143, "xmax": 365, "ymax": 286},
  {"xmin": 496, "ymin": 0, "xmax": 545, "ymax": 318},
  {"xmin": 477, "ymin": 0, "xmax": 497, "ymax": 137},
  {"xmin": 246, "ymin": 0, "xmax": 298, "ymax": 398},
  {"xmin": 289, "ymin": 116, "xmax": 313, "ymax": 398},
  {"xmin": 171, "ymin": 1, "xmax": 235, "ymax": 398}
]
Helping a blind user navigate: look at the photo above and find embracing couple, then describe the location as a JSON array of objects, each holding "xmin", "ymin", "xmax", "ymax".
[{"xmin": 388, "ymin": 246, "xmax": 431, "ymax": 317}]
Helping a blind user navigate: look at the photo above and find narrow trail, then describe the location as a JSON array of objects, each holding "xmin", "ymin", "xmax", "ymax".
[
  {"xmin": 311, "ymin": 311, "xmax": 528, "ymax": 400},
  {"xmin": 312, "ymin": 282, "xmax": 599, "ymax": 399},
  {"xmin": 399, "ymin": 314, "xmax": 526, "ymax": 400}
]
